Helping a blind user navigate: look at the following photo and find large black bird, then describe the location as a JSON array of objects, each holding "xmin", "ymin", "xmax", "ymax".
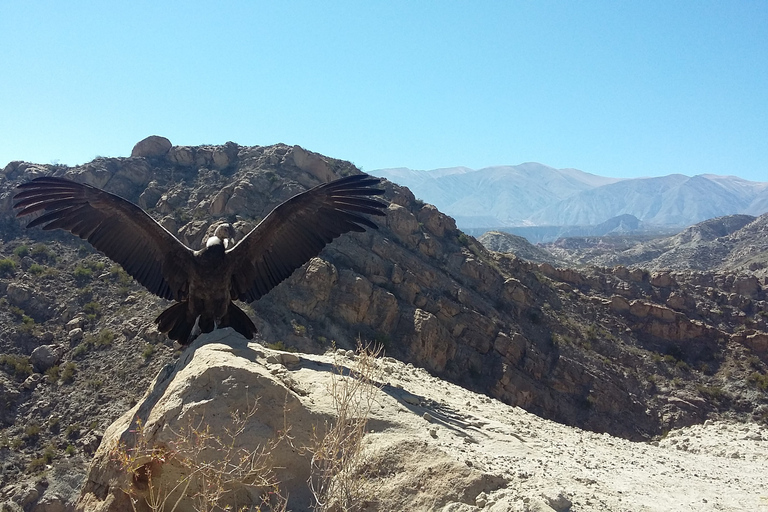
[{"xmin": 14, "ymin": 174, "xmax": 386, "ymax": 344}]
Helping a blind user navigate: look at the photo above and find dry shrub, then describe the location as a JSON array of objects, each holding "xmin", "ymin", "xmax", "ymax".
[
  {"xmin": 112, "ymin": 397, "xmax": 288, "ymax": 512},
  {"xmin": 308, "ymin": 340, "xmax": 384, "ymax": 511}
]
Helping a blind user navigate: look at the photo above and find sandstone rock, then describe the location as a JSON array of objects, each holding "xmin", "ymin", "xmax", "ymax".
[
  {"xmin": 137, "ymin": 181, "xmax": 164, "ymax": 210},
  {"xmin": 410, "ymin": 309, "xmax": 455, "ymax": 373},
  {"xmin": 416, "ymin": 203, "xmax": 456, "ymax": 238},
  {"xmin": 651, "ymin": 271, "xmax": 676, "ymax": 288},
  {"xmin": 166, "ymin": 145, "xmax": 195, "ymax": 166},
  {"xmin": 386, "ymin": 203, "xmax": 421, "ymax": 246},
  {"xmin": 155, "ymin": 185, "xmax": 189, "ymax": 214},
  {"xmin": 610, "ymin": 295, "xmax": 630, "ymax": 312},
  {"xmin": 745, "ymin": 332, "xmax": 768, "ymax": 354},
  {"xmin": 130, "ymin": 136, "xmax": 172, "ymax": 158},
  {"xmin": 289, "ymin": 145, "xmax": 334, "ymax": 182}
]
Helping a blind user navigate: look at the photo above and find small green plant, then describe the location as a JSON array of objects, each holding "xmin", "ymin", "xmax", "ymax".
[
  {"xmin": 75, "ymin": 329, "xmax": 115, "ymax": 358},
  {"xmin": 83, "ymin": 301, "xmax": 101, "ymax": 321},
  {"xmin": 31, "ymin": 244, "xmax": 56, "ymax": 263},
  {"xmin": 28, "ymin": 263, "xmax": 46, "ymax": 276},
  {"xmin": 142, "ymin": 344, "xmax": 156, "ymax": 360},
  {"xmin": 61, "ymin": 362, "xmax": 77, "ymax": 383},
  {"xmin": 110, "ymin": 265, "xmax": 134, "ymax": 287},
  {"xmin": 94, "ymin": 328, "xmax": 114, "ymax": 347},
  {"xmin": 28, "ymin": 444, "xmax": 57, "ymax": 472},
  {"xmin": 0, "ymin": 258, "xmax": 17, "ymax": 276},
  {"xmin": 13, "ymin": 245, "xmax": 30, "ymax": 258},
  {"xmin": 675, "ymin": 360, "xmax": 691, "ymax": 372},
  {"xmin": 73, "ymin": 341, "xmax": 91, "ymax": 358},
  {"xmin": 65, "ymin": 423, "xmax": 81, "ymax": 439},
  {"xmin": 747, "ymin": 372, "xmax": 768, "ymax": 391},
  {"xmin": 65, "ymin": 444, "xmax": 76, "ymax": 456},
  {"xmin": 45, "ymin": 365, "xmax": 60, "ymax": 383},
  {"xmin": 23, "ymin": 422, "xmax": 41, "ymax": 441},
  {"xmin": 0, "ymin": 354, "xmax": 33, "ymax": 379},
  {"xmin": 73, "ymin": 265, "xmax": 94, "ymax": 286},
  {"xmin": 18, "ymin": 314, "xmax": 36, "ymax": 334},
  {"xmin": 86, "ymin": 378, "xmax": 104, "ymax": 390},
  {"xmin": 697, "ymin": 384, "xmax": 725, "ymax": 401},
  {"xmin": 292, "ymin": 322, "xmax": 307, "ymax": 337},
  {"xmin": 266, "ymin": 340, "xmax": 296, "ymax": 352}
]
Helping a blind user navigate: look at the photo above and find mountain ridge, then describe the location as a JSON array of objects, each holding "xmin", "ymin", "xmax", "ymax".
[{"xmin": 372, "ymin": 164, "xmax": 768, "ymax": 234}]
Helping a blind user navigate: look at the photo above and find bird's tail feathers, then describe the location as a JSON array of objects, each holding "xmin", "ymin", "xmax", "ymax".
[
  {"xmin": 155, "ymin": 301, "xmax": 257, "ymax": 345},
  {"xmin": 220, "ymin": 302, "xmax": 257, "ymax": 340},
  {"xmin": 155, "ymin": 302, "xmax": 196, "ymax": 344}
]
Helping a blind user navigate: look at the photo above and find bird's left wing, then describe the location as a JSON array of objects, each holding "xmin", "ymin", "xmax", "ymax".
[
  {"xmin": 14, "ymin": 177, "xmax": 194, "ymax": 300},
  {"xmin": 227, "ymin": 174, "xmax": 387, "ymax": 303}
]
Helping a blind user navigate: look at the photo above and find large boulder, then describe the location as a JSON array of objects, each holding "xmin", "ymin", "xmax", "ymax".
[
  {"xmin": 130, "ymin": 136, "xmax": 172, "ymax": 158},
  {"xmin": 75, "ymin": 330, "xmax": 505, "ymax": 512}
]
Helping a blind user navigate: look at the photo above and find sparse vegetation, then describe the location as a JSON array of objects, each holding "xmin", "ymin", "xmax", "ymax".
[
  {"xmin": 65, "ymin": 423, "xmax": 81, "ymax": 439},
  {"xmin": 0, "ymin": 258, "xmax": 17, "ymax": 276},
  {"xmin": 45, "ymin": 365, "xmax": 60, "ymax": 383},
  {"xmin": 113, "ymin": 408, "xmax": 289, "ymax": 512},
  {"xmin": 0, "ymin": 354, "xmax": 33, "ymax": 379},
  {"xmin": 83, "ymin": 301, "xmax": 102, "ymax": 321},
  {"xmin": 23, "ymin": 422, "xmax": 41, "ymax": 442},
  {"xmin": 142, "ymin": 344, "xmax": 156, "ymax": 360},
  {"xmin": 747, "ymin": 372, "xmax": 768, "ymax": 391},
  {"xmin": 31, "ymin": 243, "xmax": 56, "ymax": 263},
  {"xmin": 697, "ymin": 384, "xmax": 725, "ymax": 401},
  {"xmin": 266, "ymin": 340, "xmax": 296, "ymax": 352},
  {"xmin": 308, "ymin": 341, "xmax": 383, "ymax": 511},
  {"xmin": 61, "ymin": 362, "xmax": 77, "ymax": 383}
]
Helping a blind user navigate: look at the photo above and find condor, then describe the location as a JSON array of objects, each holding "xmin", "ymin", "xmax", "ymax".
[{"xmin": 14, "ymin": 174, "xmax": 386, "ymax": 344}]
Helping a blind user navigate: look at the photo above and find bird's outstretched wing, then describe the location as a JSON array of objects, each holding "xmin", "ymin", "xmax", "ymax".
[
  {"xmin": 227, "ymin": 174, "xmax": 386, "ymax": 302},
  {"xmin": 14, "ymin": 177, "xmax": 193, "ymax": 300}
]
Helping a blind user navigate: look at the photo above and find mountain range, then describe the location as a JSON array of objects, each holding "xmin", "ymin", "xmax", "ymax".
[{"xmin": 371, "ymin": 164, "xmax": 768, "ymax": 240}]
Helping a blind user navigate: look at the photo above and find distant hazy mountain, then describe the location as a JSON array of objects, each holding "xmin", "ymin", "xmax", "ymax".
[
  {"xmin": 371, "ymin": 163, "xmax": 621, "ymax": 228},
  {"xmin": 371, "ymin": 165, "xmax": 768, "ymax": 234}
]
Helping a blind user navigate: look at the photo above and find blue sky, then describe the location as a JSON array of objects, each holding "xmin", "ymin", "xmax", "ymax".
[{"xmin": 1, "ymin": 1, "xmax": 766, "ymax": 181}]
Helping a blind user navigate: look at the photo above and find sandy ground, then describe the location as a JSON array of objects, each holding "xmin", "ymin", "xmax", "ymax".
[{"xmin": 291, "ymin": 349, "xmax": 768, "ymax": 512}]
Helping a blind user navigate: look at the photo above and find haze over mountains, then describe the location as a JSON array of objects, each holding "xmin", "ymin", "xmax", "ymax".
[{"xmin": 371, "ymin": 164, "xmax": 768, "ymax": 242}]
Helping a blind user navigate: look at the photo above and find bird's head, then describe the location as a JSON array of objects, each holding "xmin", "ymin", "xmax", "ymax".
[{"xmin": 206, "ymin": 223, "xmax": 236, "ymax": 250}]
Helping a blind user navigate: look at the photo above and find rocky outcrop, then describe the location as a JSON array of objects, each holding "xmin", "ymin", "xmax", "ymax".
[{"xmin": 76, "ymin": 330, "xmax": 506, "ymax": 512}]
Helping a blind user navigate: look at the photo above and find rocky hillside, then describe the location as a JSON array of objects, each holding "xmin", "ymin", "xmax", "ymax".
[
  {"xmin": 543, "ymin": 213, "xmax": 768, "ymax": 279},
  {"xmin": 1, "ymin": 139, "xmax": 767, "ymax": 510}
]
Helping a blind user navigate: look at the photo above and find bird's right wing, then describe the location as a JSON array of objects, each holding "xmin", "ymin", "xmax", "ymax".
[
  {"xmin": 14, "ymin": 177, "xmax": 194, "ymax": 300},
  {"xmin": 226, "ymin": 174, "xmax": 386, "ymax": 303}
]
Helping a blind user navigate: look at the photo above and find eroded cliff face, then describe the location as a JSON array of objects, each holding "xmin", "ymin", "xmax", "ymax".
[{"xmin": 1, "ymin": 140, "xmax": 767, "ymax": 507}]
